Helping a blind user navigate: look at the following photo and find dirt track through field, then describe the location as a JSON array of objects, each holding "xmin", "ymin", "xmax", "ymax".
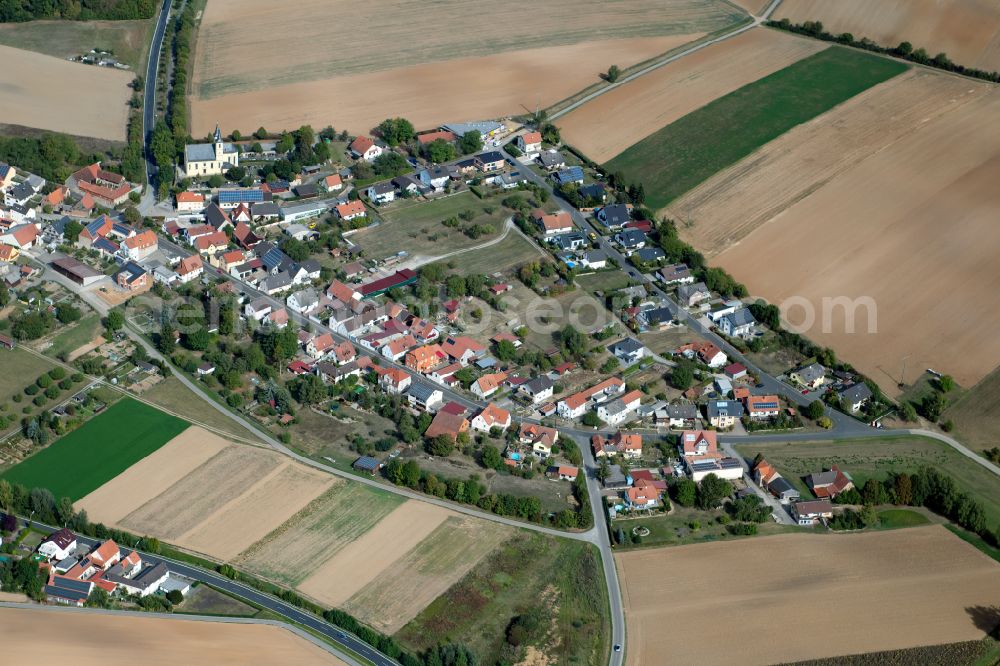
[
  {"xmin": 670, "ymin": 70, "xmax": 1000, "ymax": 394},
  {"xmin": 558, "ymin": 29, "xmax": 826, "ymax": 162},
  {"xmin": 617, "ymin": 526, "xmax": 1000, "ymax": 665},
  {"xmin": 297, "ymin": 500, "xmax": 454, "ymax": 608},
  {"xmin": 0, "ymin": 45, "xmax": 130, "ymax": 140},
  {"xmin": 76, "ymin": 426, "xmax": 227, "ymax": 525},
  {"xmin": 192, "ymin": 34, "xmax": 702, "ymax": 137},
  {"xmin": 343, "ymin": 516, "xmax": 514, "ymax": 634},
  {"xmin": 0, "ymin": 607, "xmax": 346, "ymax": 665},
  {"xmin": 777, "ymin": 0, "xmax": 1000, "ymax": 71}
]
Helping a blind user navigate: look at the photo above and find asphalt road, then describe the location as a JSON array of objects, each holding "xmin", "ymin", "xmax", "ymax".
[
  {"xmin": 25, "ymin": 519, "xmax": 391, "ymax": 666},
  {"xmin": 142, "ymin": 0, "xmax": 172, "ymax": 206}
]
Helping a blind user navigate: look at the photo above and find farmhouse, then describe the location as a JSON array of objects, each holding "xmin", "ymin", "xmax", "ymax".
[
  {"xmin": 68, "ymin": 163, "xmax": 133, "ymax": 207},
  {"xmin": 184, "ymin": 126, "xmax": 239, "ymax": 178}
]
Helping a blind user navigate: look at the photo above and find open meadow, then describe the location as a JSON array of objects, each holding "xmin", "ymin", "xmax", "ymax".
[
  {"xmin": 0, "ymin": 17, "xmax": 154, "ymax": 68},
  {"xmin": 733, "ymin": 437, "xmax": 1000, "ymax": 526},
  {"xmin": 946, "ymin": 368, "xmax": 1000, "ymax": 454},
  {"xmin": 1, "ymin": 398, "xmax": 188, "ymax": 501},
  {"xmin": 141, "ymin": 376, "xmax": 263, "ymax": 442},
  {"xmin": 605, "ymin": 46, "xmax": 907, "ymax": 208},
  {"xmin": 558, "ymin": 28, "xmax": 826, "ymax": 162},
  {"xmin": 682, "ymin": 70, "xmax": 1000, "ymax": 394},
  {"xmin": 0, "ymin": 44, "xmax": 132, "ymax": 140},
  {"xmin": 190, "ymin": 0, "xmax": 747, "ymax": 135},
  {"xmin": 617, "ymin": 527, "xmax": 1000, "ymax": 665},
  {"xmin": 776, "ymin": 0, "xmax": 1000, "ymax": 71},
  {"xmin": 0, "ymin": 607, "xmax": 346, "ymax": 665}
]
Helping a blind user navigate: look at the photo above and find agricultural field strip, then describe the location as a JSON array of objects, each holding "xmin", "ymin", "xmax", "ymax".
[
  {"xmin": 616, "ymin": 527, "xmax": 1000, "ymax": 665},
  {"xmin": 194, "ymin": 0, "xmax": 745, "ymax": 97},
  {"xmin": 606, "ymin": 46, "xmax": 908, "ymax": 208},
  {"xmin": 776, "ymin": 0, "xmax": 1000, "ymax": 72},
  {"xmin": 558, "ymin": 28, "xmax": 827, "ymax": 162}
]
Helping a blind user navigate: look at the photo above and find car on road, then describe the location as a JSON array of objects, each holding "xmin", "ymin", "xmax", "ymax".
[
  {"xmin": 588, "ymin": 232, "xmax": 597, "ymax": 240},
  {"xmin": 801, "ymin": 389, "xmax": 809, "ymax": 395},
  {"xmin": 614, "ymin": 644, "xmax": 622, "ymax": 652}
]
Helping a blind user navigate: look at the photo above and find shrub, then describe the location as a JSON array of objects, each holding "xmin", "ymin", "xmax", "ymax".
[
  {"xmin": 23, "ymin": 385, "xmax": 38, "ymax": 396},
  {"xmin": 36, "ymin": 375, "xmax": 52, "ymax": 389},
  {"xmin": 165, "ymin": 589, "xmax": 184, "ymax": 604},
  {"xmin": 48, "ymin": 367, "xmax": 66, "ymax": 381}
]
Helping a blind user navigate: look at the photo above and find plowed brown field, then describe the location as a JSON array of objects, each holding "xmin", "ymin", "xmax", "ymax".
[
  {"xmin": 777, "ymin": 0, "xmax": 1000, "ymax": 71},
  {"xmin": 669, "ymin": 70, "xmax": 1000, "ymax": 394},
  {"xmin": 617, "ymin": 526, "xmax": 1000, "ymax": 665},
  {"xmin": 557, "ymin": 28, "xmax": 825, "ymax": 162}
]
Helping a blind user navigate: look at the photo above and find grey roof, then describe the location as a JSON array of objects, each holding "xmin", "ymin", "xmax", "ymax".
[
  {"xmin": 579, "ymin": 183, "xmax": 606, "ymax": 199},
  {"xmin": 407, "ymin": 381, "xmax": 441, "ymax": 402},
  {"xmin": 289, "ymin": 287, "xmax": 319, "ymax": 308},
  {"xmin": 353, "ymin": 455, "xmax": 380, "ymax": 471},
  {"xmin": 204, "ymin": 203, "xmax": 229, "ymax": 228},
  {"xmin": 837, "ymin": 382, "xmax": 873, "ymax": 404},
  {"xmin": 793, "ymin": 363, "xmax": 826, "ymax": 383},
  {"xmin": 281, "ymin": 201, "xmax": 325, "ymax": 217},
  {"xmin": 636, "ymin": 247, "xmax": 665, "ymax": 262},
  {"xmin": 297, "ymin": 259, "xmax": 321, "ymax": 274},
  {"xmin": 617, "ymin": 229, "xmax": 646, "ymax": 247},
  {"xmin": 369, "ymin": 181, "xmax": 396, "ymax": 195},
  {"xmin": 660, "ymin": 263, "xmax": 691, "ymax": 281},
  {"xmin": 185, "ymin": 141, "xmax": 237, "ymax": 162},
  {"xmin": 25, "ymin": 174, "xmax": 45, "ymax": 190},
  {"xmin": 768, "ymin": 477, "xmax": 798, "ymax": 497},
  {"xmin": 663, "ymin": 403, "xmax": 698, "ymax": 419},
  {"xmin": 808, "ymin": 470, "xmax": 839, "ymax": 487},
  {"xmin": 260, "ymin": 272, "xmax": 292, "ymax": 292},
  {"xmin": 639, "ymin": 305, "xmax": 674, "ymax": 325},
  {"xmin": 706, "ymin": 400, "xmax": 744, "ymax": 419},
  {"xmin": 610, "ymin": 338, "xmax": 644, "ymax": 355},
  {"xmin": 677, "ymin": 281, "xmax": 709, "ymax": 300},
  {"xmin": 584, "ymin": 250, "xmax": 607, "ymax": 264},
  {"xmin": 599, "ymin": 204, "xmax": 630, "ymax": 226},
  {"xmin": 476, "ymin": 150, "xmax": 505, "ymax": 164},
  {"xmin": 252, "ymin": 201, "xmax": 279, "ymax": 216},
  {"xmin": 538, "ymin": 151, "xmax": 565, "ymax": 168},
  {"xmin": 523, "ymin": 375, "xmax": 554, "ymax": 393},
  {"xmin": 722, "ymin": 308, "xmax": 756, "ymax": 328},
  {"xmin": 8, "ymin": 182, "xmax": 34, "ymax": 202}
]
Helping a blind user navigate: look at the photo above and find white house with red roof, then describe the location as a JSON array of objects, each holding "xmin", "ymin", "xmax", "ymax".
[
  {"xmin": 517, "ymin": 131, "xmax": 543, "ymax": 157},
  {"xmin": 471, "ymin": 403, "xmax": 511, "ymax": 432},
  {"xmin": 335, "ymin": 200, "xmax": 367, "ymax": 221},
  {"xmin": 681, "ymin": 430, "xmax": 717, "ymax": 458},
  {"xmin": 121, "ymin": 229, "xmax": 158, "ymax": 261},
  {"xmin": 349, "ymin": 136, "xmax": 384, "ymax": 162}
]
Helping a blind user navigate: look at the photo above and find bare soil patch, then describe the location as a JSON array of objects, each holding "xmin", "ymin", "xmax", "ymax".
[
  {"xmin": 670, "ymin": 70, "xmax": 1000, "ymax": 394},
  {"xmin": 0, "ymin": 607, "xmax": 346, "ymax": 665},
  {"xmin": 342, "ymin": 516, "xmax": 514, "ymax": 634},
  {"xmin": 617, "ymin": 526, "xmax": 1000, "ymax": 665},
  {"xmin": 558, "ymin": 28, "xmax": 825, "ymax": 162},
  {"xmin": 297, "ymin": 500, "xmax": 453, "ymax": 608},
  {"xmin": 192, "ymin": 35, "xmax": 702, "ymax": 137},
  {"xmin": 777, "ymin": 0, "xmax": 1000, "ymax": 71},
  {"xmin": 76, "ymin": 426, "xmax": 229, "ymax": 526},
  {"xmin": 0, "ymin": 45, "xmax": 131, "ymax": 140}
]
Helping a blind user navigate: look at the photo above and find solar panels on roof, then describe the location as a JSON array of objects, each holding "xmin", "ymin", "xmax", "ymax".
[{"xmin": 218, "ymin": 189, "xmax": 265, "ymax": 204}]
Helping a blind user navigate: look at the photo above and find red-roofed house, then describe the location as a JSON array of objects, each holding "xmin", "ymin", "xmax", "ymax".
[
  {"xmin": 320, "ymin": 174, "xmax": 343, "ymax": 192},
  {"xmin": 379, "ymin": 367, "xmax": 412, "ymax": 394},
  {"xmin": 175, "ymin": 254, "xmax": 203, "ymax": 283},
  {"xmin": 592, "ymin": 431, "xmax": 643, "ymax": 459},
  {"xmin": 806, "ymin": 465, "xmax": 855, "ymax": 499},
  {"xmin": 517, "ymin": 131, "xmax": 543, "ymax": 157},
  {"xmin": 45, "ymin": 186, "xmax": 68, "ymax": 208},
  {"xmin": 406, "ymin": 344, "xmax": 445, "ymax": 374},
  {"xmin": 532, "ymin": 209, "xmax": 573, "ymax": 235},
  {"xmin": 724, "ymin": 362, "xmax": 747, "ymax": 379},
  {"xmin": 1, "ymin": 223, "xmax": 39, "ymax": 249},
  {"xmin": 122, "ymin": 229, "xmax": 158, "ymax": 261},
  {"xmin": 471, "ymin": 371, "xmax": 507, "ymax": 399},
  {"xmin": 69, "ymin": 163, "xmax": 132, "ymax": 207},
  {"xmin": 519, "ymin": 423, "xmax": 559, "ymax": 456},
  {"xmin": 547, "ymin": 465, "xmax": 578, "ymax": 481},
  {"xmin": 349, "ymin": 136, "xmax": 384, "ymax": 162},
  {"xmin": 681, "ymin": 430, "xmax": 717, "ymax": 458},
  {"xmin": 471, "ymin": 403, "xmax": 511, "ymax": 432},
  {"xmin": 307, "ymin": 333, "xmax": 336, "ymax": 358},
  {"xmin": 176, "ymin": 191, "xmax": 206, "ymax": 213},
  {"xmin": 336, "ymin": 200, "xmax": 367, "ymax": 221},
  {"xmin": 424, "ymin": 409, "xmax": 469, "ymax": 440},
  {"xmin": 439, "ymin": 336, "xmax": 486, "ymax": 366}
]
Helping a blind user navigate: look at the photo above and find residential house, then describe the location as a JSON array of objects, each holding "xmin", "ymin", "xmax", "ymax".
[
  {"xmin": 379, "ymin": 367, "xmax": 412, "ymax": 394},
  {"xmin": 320, "ymin": 174, "xmax": 343, "ymax": 192},
  {"xmin": 717, "ymin": 308, "xmax": 756, "ymax": 339},
  {"xmin": 681, "ymin": 430, "xmax": 717, "ymax": 458},
  {"xmin": 244, "ymin": 297, "xmax": 272, "ymax": 322},
  {"xmin": 204, "ymin": 203, "xmax": 233, "ymax": 231},
  {"xmin": 793, "ymin": 499, "xmax": 834, "ymax": 526},
  {"xmin": 405, "ymin": 344, "xmax": 445, "ymax": 374},
  {"xmin": 367, "ymin": 181, "xmax": 397, "ymax": 204},
  {"xmin": 4, "ymin": 182, "xmax": 34, "ymax": 207},
  {"xmin": 538, "ymin": 150, "xmax": 566, "ymax": 170},
  {"xmin": 614, "ymin": 229, "xmax": 646, "ymax": 252},
  {"xmin": 608, "ymin": 338, "xmax": 644, "ymax": 365},
  {"xmin": 407, "ymin": 382, "xmax": 443, "ymax": 412},
  {"xmin": 439, "ymin": 335, "xmax": 486, "ymax": 366},
  {"xmin": 790, "ymin": 363, "xmax": 826, "ymax": 389},
  {"xmin": 658, "ymin": 403, "xmax": 698, "ymax": 429},
  {"xmin": 706, "ymin": 400, "xmax": 743, "ymax": 428},
  {"xmin": 349, "ymin": 136, "xmax": 384, "ymax": 162},
  {"xmin": 753, "ymin": 459, "xmax": 780, "ymax": 487},
  {"xmin": 547, "ymin": 466, "xmax": 578, "ymax": 482},
  {"xmin": 551, "ymin": 232, "xmax": 586, "ymax": 252},
  {"xmin": 688, "ymin": 457, "xmax": 744, "ymax": 483},
  {"xmin": 578, "ymin": 183, "xmax": 607, "ymax": 204},
  {"xmin": 581, "ymin": 251, "xmax": 607, "ymax": 269},
  {"xmin": 519, "ymin": 375, "xmax": 554, "ymax": 404},
  {"xmin": 806, "ymin": 466, "xmax": 854, "ymax": 499},
  {"xmin": 38, "ymin": 528, "xmax": 77, "ymax": 561},
  {"xmin": 471, "ymin": 372, "xmax": 508, "ymax": 399},
  {"xmin": 517, "ymin": 131, "xmax": 542, "ymax": 157},
  {"xmin": 677, "ymin": 281, "xmax": 711, "ymax": 307},
  {"xmin": 625, "ymin": 481, "xmax": 662, "ymax": 510},
  {"xmin": 659, "ymin": 263, "xmax": 694, "ymax": 285},
  {"xmin": 0, "ymin": 223, "xmax": 39, "ymax": 249},
  {"xmin": 307, "ymin": 333, "xmax": 336, "ymax": 358},
  {"xmin": 557, "ymin": 377, "xmax": 625, "ymax": 419},
  {"xmin": 424, "ymin": 409, "xmax": 469, "ymax": 441},
  {"xmin": 265, "ymin": 308, "xmax": 289, "ymax": 328},
  {"xmin": 114, "ymin": 261, "xmax": 148, "ymax": 292},
  {"xmin": 335, "ymin": 200, "xmax": 367, "ymax": 221},
  {"xmin": 533, "ymin": 209, "xmax": 573, "ymax": 235},
  {"xmin": 592, "ymin": 431, "xmax": 643, "ymax": 459},
  {"xmin": 0, "ymin": 164, "xmax": 14, "ymax": 190},
  {"xmin": 326, "ymin": 279, "xmax": 360, "ymax": 305},
  {"xmin": 193, "ymin": 230, "xmax": 229, "ymax": 254},
  {"xmin": 519, "ymin": 423, "xmax": 559, "ymax": 457},
  {"xmin": 121, "ymin": 229, "xmax": 157, "ymax": 261},
  {"xmin": 333, "ymin": 341, "xmax": 356, "ymax": 365},
  {"xmin": 474, "ymin": 151, "xmax": 506, "ymax": 172},
  {"xmin": 745, "ymin": 395, "xmax": 781, "ymax": 420},
  {"xmin": 724, "ymin": 363, "xmax": 747, "ymax": 380},
  {"xmin": 552, "ymin": 166, "xmax": 584, "ymax": 186},
  {"xmin": 175, "ymin": 254, "xmax": 203, "ymax": 283},
  {"xmin": 596, "ymin": 204, "xmax": 630, "ymax": 230},
  {"xmin": 635, "ymin": 247, "xmax": 665, "ymax": 264},
  {"xmin": 229, "ymin": 203, "xmax": 253, "ymax": 225},
  {"xmin": 286, "ymin": 287, "xmax": 320, "ymax": 314},
  {"xmin": 638, "ymin": 305, "xmax": 675, "ymax": 329},
  {"xmin": 471, "ymin": 403, "xmax": 511, "ymax": 432},
  {"xmin": 176, "ymin": 191, "xmax": 206, "ymax": 213},
  {"xmin": 837, "ymin": 382, "xmax": 873, "ymax": 413},
  {"xmin": 382, "ymin": 334, "xmax": 417, "ymax": 362},
  {"xmin": 596, "ymin": 390, "xmax": 643, "ymax": 426}
]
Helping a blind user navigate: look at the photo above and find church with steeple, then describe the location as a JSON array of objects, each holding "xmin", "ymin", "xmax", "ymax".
[{"xmin": 182, "ymin": 125, "xmax": 240, "ymax": 178}]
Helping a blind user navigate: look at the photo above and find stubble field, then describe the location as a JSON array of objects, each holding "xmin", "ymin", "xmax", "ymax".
[
  {"xmin": 617, "ymin": 527, "xmax": 1000, "ymax": 665},
  {"xmin": 190, "ymin": 0, "xmax": 747, "ymax": 135},
  {"xmin": 776, "ymin": 0, "xmax": 1000, "ymax": 71},
  {"xmin": 683, "ymin": 70, "xmax": 1000, "ymax": 394},
  {"xmin": 0, "ymin": 44, "xmax": 131, "ymax": 140},
  {"xmin": 0, "ymin": 607, "xmax": 346, "ymax": 665},
  {"xmin": 558, "ymin": 28, "xmax": 826, "ymax": 162}
]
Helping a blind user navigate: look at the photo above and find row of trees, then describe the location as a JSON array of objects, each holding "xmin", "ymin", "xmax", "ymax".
[{"xmin": 0, "ymin": 0, "xmax": 155, "ymax": 21}]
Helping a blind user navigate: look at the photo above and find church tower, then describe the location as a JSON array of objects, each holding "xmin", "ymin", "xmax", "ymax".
[{"xmin": 213, "ymin": 124, "xmax": 224, "ymax": 162}]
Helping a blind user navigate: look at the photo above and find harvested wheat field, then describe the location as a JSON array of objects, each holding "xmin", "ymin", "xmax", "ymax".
[
  {"xmin": 777, "ymin": 0, "xmax": 1000, "ymax": 71},
  {"xmin": 0, "ymin": 607, "xmax": 346, "ymax": 665},
  {"xmin": 670, "ymin": 69, "xmax": 1000, "ymax": 394},
  {"xmin": 0, "ymin": 45, "xmax": 130, "ymax": 140},
  {"xmin": 343, "ymin": 516, "xmax": 514, "ymax": 634},
  {"xmin": 76, "ymin": 427, "xmax": 229, "ymax": 526},
  {"xmin": 117, "ymin": 443, "xmax": 332, "ymax": 561},
  {"xmin": 297, "ymin": 500, "xmax": 454, "ymax": 608},
  {"xmin": 236, "ymin": 481, "xmax": 404, "ymax": 586},
  {"xmin": 618, "ymin": 526, "xmax": 1000, "ymax": 665},
  {"xmin": 558, "ymin": 28, "xmax": 825, "ymax": 162},
  {"xmin": 190, "ymin": 0, "xmax": 746, "ymax": 135}
]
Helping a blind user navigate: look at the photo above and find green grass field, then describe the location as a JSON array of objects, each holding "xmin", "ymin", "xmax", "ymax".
[
  {"xmin": 734, "ymin": 437, "xmax": 1000, "ymax": 527},
  {"xmin": 575, "ymin": 270, "xmax": 632, "ymax": 294},
  {"xmin": 41, "ymin": 314, "xmax": 101, "ymax": 360},
  {"xmin": 876, "ymin": 508, "xmax": 931, "ymax": 529},
  {"xmin": 0, "ymin": 18, "xmax": 154, "ymax": 69},
  {"xmin": 606, "ymin": 46, "xmax": 908, "ymax": 208},
  {"xmin": 1, "ymin": 398, "xmax": 188, "ymax": 500},
  {"xmin": 0, "ymin": 348, "xmax": 57, "ymax": 404},
  {"xmin": 398, "ymin": 533, "xmax": 609, "ymax": 665},
  {"xmin": 142, "ymin": 376, "xmax": 262, "ymax": 443},
  {"xmin": 446, "ymin": 230, "xmax": 545, "ymax": 276},
  {"xmin": 945, "ymin": 367, "xmax": 1000, "ymax": 454}
]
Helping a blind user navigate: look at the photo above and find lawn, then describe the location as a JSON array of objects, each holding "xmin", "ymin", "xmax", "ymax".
[
  {"xmin": 945, "ymin": 366, "xmax": 1000, "ymax": 454},
  {"xmin": 353, "ymin": 191, "xmax": 513, "ymax": 260},
  {"xmin": 397, "ymin": 533, "xmax": 609, "ymax": 666},
  {"xmin": 175, "ymin": 583, "xmax": 258, "ymax": 617},
  {"xmin": 575, "ymin": 270, "xmax": 632, "ymax": 294},
  {"xmin": 0, "ymin": 18, "xmax": 155, "ymax": 69},
  {"xmin": 613, "ymin": 506, "xmax": 799, "ymax": 549},
  {"xmin": 142, "ymin": 376, "xmax": 262, "ymax": 443},
  {"xmin": 0, "ymin": 348, "xmax": 57, "ymax": 403},
  {"xmin": 734, "ymin": 437, "xmax": 1000, "ymax": 526},
  {"xmin": 40, "ymin": 313, "xmax": 101, "ymax": 361},
  {"xmin": 1, "ymin": 398, "xmax": 188, "ymax": 500},
  {"xmin": 606, "ymin": 46, "xmax": 908, "ymax": 208},
  {"xmin": 444, "ymin": 229, "xmax": 545, "ymax": 276},
  {"xmin": 876, "ymin": 508, "xmax": 931, "ymax": 529}
]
